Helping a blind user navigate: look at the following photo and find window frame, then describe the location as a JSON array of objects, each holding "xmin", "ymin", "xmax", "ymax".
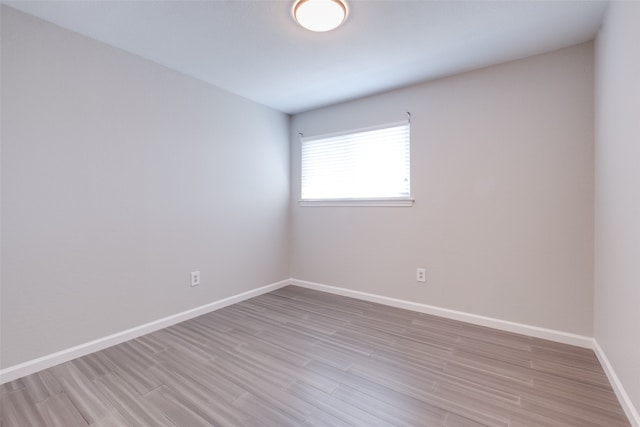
[{"xmin": 299, "ymin": 121, "xmax": 414, "ymax": 207}]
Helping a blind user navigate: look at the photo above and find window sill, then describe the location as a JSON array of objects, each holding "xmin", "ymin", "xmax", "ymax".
[{"xmin": 299, "ymin": 198, "xmax": 414, "ymax": 207}]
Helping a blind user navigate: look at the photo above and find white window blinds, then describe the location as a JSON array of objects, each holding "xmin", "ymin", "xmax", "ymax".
[{"xmin": 301, "ymin": 121, "xmax": 410, "ymax": 201}]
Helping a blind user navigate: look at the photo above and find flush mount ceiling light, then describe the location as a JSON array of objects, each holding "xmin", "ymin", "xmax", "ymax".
[{"xmin": 293, "ymin": 0, "xmax": 348, "ymax": 32}]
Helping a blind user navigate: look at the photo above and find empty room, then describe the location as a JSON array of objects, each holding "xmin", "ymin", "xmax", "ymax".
[{"xmin": 1, "ymin": 0, "xmax": 639, "ymax": 426}]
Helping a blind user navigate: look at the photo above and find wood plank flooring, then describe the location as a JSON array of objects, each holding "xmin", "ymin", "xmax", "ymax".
[{"xmin": 0, "ymin": 286, "xmax": 631, "ymax": 426}]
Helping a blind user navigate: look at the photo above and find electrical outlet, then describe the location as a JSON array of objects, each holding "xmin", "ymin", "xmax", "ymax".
[
  {"xmin": 191, "ymin": 271, "xmax": 201, "ymax": 287},
  {"xmin": 416, "ymin": 268, "xmax": 426, "ymax": 283}
]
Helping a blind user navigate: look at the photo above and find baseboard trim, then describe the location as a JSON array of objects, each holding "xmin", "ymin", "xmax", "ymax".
[
  {"xmin": 5, "ymin": 278, "xmax": 635, "ymax": 425},
  {"xmin": 290, "ymin": 279, "xmax": 593, "ymax": 348},
  {"xmin": 0, "ymin": 279, "xmax": 291, "ymax": 384},
  {"xmin": 290, "ymin": 280, "xmax": 640, "ymax": 424},
  {"xmin": 592, "ymin": 340, "xmax": 640, "ymax": 427}
]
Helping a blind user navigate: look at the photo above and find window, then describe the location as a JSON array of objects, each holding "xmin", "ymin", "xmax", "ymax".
[{"xmin": 300, "ymin": 121, "xmax": 412, "ymax": 206}]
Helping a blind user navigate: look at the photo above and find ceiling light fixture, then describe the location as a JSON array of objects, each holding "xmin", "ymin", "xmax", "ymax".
[{"xmin": 293, "ymin": 0, "xmax": 348, "ymax": 32}]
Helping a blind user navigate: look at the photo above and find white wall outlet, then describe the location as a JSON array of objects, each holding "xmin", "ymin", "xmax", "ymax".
[
  {"xmin": 416, "ymin": 268, "xmax": 426, "ymax": 283},
  {"xmin": 190, "ymin": 271, "xmax": 201, "ymax": 287}
]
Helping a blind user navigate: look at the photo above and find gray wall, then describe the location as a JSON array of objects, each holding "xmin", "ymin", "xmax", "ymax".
[
  {"xmin": 1, "ymin": 7, "xmax": 290, "ymax": 368},
  {"xmin": 291, "ymin": 43, "xmax": 595, "ymax": 336},
  {"xmin": 595, "ymin": 1, "xmax": 640, "ymax": 413}
]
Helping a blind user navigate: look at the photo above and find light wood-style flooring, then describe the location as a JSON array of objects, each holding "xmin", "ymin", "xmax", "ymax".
[{"xmin": 0, "ymin": 286, "xmax": 631, "ymax": 426}]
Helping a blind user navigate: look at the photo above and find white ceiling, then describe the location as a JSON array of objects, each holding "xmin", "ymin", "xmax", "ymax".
[{"xmin": 5, "ymin": 0, "xmax": 608, "ymax": 114}]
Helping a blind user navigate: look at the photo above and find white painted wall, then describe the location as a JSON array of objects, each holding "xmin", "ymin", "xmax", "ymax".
[
  {"xmin": 291, "ymin": 43, "xmax": 595, "ymax": 336},
  {"xmin": 595, "ymin": 0, "xmax": 640, "ymax": 415},
  {"xmin": 0, "ymin": 7, "xmax": 290, "ymax": 368}
]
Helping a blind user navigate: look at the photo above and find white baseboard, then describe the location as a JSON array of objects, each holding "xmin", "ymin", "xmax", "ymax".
[
  {"xmin": 3, "ymin": 277, "xmax": 637, "ymax": 427},
  {"xmin": 0, "ymin": 279, "xmax": 291, "ymax": 385},
  {"xmin": 290, "ymin": 278, "xmax": 593, "ymax": 348},
  {"xmin": 593, "ymin": 340, "xmax": 640, "ymax": 427},
  {"xmin": 291, "ymin": 279, "xmax": 639, "ymax": 425}
]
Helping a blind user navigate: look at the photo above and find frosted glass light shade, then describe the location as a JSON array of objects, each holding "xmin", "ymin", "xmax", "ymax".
[{"xmin": 293, "ymin": 0, "xmax": 347, "ymax": 32}]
